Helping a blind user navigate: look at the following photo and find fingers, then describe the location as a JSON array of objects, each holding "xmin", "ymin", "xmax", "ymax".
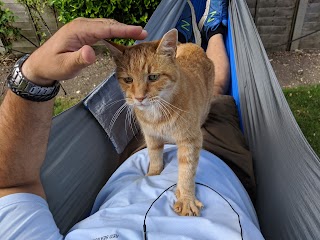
[
  {"xmin": 21, "ymin": 18, "xmax": 148, "ymax": 84},
  {"xmin": 86, "ymin": 18, "xmax": 148, "ymax": 39},
  {"xmin": 69, "ymin": 18, "xmax": 148, "ymax": 45}
]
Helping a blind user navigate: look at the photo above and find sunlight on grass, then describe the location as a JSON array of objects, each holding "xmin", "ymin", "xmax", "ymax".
[
  {"xmin": 283, "ymin": 85, "xmax": 320, "ymax": 156},
  {"xmin": 53, "ymin": 97, "xmax": 81, "ymax": 116}
]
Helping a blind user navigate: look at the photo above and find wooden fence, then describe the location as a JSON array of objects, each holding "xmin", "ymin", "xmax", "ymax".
[
  {"xmin": 247, "ymin": 0, "xmax": 320, "ymax": 50},
  {"xmin": 2, "ymin": 0, "xmax": 60, "ymax": 54},
  {"xmin": 1, "ymin": 0, "xmax": 320, "ymax": 54}
]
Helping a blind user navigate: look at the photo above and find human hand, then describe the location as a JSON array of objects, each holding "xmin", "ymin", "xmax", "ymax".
[{"xmin": 21, "ymin": 18, "xmax": 147, "ymax": 86}]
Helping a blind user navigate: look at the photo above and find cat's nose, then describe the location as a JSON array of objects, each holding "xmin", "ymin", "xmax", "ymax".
[{"xmin": 135, "ymin": 96, "xmax": 146, "ymax": 102}]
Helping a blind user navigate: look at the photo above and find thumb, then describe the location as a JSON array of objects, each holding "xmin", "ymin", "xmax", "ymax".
[
  {"xmin": 78, "ymin": 45, "xmax": 96, "ymax": 65},
  {"xmin": 62, "ymin": 45, "xmax": 96, "ymax": 77}
]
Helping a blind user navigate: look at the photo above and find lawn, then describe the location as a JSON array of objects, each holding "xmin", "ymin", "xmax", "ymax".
[
  {"xmin": 283, "ymin": 84, "xmax": 320, "ymax": 156},
  {"xmin": 53, "ymin": 97, "xmax": 82, "ymax": 116}
]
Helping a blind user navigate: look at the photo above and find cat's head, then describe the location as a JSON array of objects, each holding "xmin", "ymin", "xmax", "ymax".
[{"xmin": 105, "ymin": 29, "xmax": 179, "ymax": 110}]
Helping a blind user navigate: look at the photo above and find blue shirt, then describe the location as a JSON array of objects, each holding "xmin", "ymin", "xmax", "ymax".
[{"xmin": 0, "ymin": 145, "xmax": 264, "ymax": 239}]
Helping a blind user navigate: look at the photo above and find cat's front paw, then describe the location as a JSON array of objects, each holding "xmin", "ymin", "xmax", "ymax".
[
  {"xmin": 173, "ymin": 197, "xmax": 204, "ymax": 216},
  {"xmin": 146, "ymin": 163, "xmax": 163, "ymax": 176},
  {"xmin": 146, "ymin": 168, "xmax": 162, "ymax": 176}
]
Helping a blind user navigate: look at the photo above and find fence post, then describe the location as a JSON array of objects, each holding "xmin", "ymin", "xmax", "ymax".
[
  {"xmin": 0, "ymin": 39, "xmax": 5, "ymax": 54},
  {"xmin": 290, "ymin": 0, "xmax": 308, "ymax": 50}
]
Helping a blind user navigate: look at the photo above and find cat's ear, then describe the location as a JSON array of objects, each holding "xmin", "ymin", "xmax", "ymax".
[
  {"xmin": 156, "ymin": 28, "xmax": 178, "ymax": 58},
  {"xmin": 102, "ymin": 40, "xmax": 126, "ymax": 58}
]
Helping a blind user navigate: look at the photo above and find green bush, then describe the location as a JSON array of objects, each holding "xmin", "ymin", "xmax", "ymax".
[
  {"xmin": 0, "ymin": 1, "xmax": 20, "ymax": 53},
  {"xmin": 50, "ymin": 0, "xmax": 160, "ymax": 44}
]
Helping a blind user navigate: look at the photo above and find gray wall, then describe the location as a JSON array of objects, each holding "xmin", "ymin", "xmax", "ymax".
[
  {"xmin": 2, "ymin": 0, "xmax": 320, "ymax": 53},
  {"xmin": 299, "ymin": 0, "xmax": 320, "ymax": 49}
]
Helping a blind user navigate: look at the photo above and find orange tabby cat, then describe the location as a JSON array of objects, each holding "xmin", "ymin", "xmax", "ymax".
[{"xmin": 106, "ymin": 29, "xmax": 214, "ymax": 216}]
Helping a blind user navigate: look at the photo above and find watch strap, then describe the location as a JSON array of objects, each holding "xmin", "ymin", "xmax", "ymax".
[{"xmin": 7, "ymin": 54, "xmax": 60, "ymax": 102}]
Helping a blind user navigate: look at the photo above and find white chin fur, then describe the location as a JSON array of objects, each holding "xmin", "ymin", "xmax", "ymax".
[{"xmin": 136, "ymin": 105, "xmax": 148, "ymax": 110}]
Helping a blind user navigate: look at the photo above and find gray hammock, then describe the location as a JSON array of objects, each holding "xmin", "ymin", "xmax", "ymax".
[{"xmin": 40, "ymin": 0, "xmax": 320, "ymax": 239}]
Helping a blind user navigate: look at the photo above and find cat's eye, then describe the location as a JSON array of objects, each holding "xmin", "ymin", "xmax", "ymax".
[
  {"xmin": 123, "ymin": 77, "xmax": 133, "ymax": 84},
  {"xmin": 148, "ymin": 74, "xmax": 159, "ymax": 82}
]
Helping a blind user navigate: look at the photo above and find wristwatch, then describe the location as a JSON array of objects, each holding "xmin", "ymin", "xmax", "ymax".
[{"xmin": 6, "ymin": 54, "xmax": 60, "ymax": 102}]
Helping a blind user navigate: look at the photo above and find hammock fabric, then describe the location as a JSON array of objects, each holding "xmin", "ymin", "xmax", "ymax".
[{"xmin": 40, "ymin": 0, "xmax": 320, "ymax": 239}]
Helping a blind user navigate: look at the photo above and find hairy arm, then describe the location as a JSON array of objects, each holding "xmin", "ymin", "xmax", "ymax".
[{"xmin": 0, "ymin": 18, "xmax": 147, "ymax": 198}]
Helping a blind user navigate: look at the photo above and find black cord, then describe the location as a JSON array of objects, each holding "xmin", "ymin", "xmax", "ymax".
[
  {"xmin": 60, "ymin": 84, "xmax": 67, "ymax": 95},
  {"xmin": 267, "ymin": 28, "xmax": 320, "ymax": 50},
  {"xmin": 195, "ymin": 182, "xmax": 243, "ymax": 239},
  {"xmin": 20, "ymin": 33, "xmax": 39, "ymax": 48},
  {"xmin": 143, "ymin": 183, "xmax": 177, "ymax": 240},
  {"xmin": 143, "ymin": 182, "xmax": 243, "ymax": 240},
  {"xmin": 253, "ymin": 0, "xmax": 259, "ymax": 23}
]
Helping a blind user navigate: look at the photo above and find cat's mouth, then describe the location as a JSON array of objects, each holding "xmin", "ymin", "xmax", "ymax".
[
  {"xmin": 135, "ymin": 102, "xmax": 150, "ymax": 108},
  {"xmin": 132, "ymin": 97, "xmax": 152, "ymax": 107},
  {"xmin": 133, "ymin": 100, "xmax": 154, "ymax": 110}
]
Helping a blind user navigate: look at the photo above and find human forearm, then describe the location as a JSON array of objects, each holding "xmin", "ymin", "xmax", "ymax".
[
  {"xmin": 0, "ymin": 18, "xmax": 147, "ymax": 198},
  {"xmin": 0, "ymin": 90, "xmax": 53, "ymax": 198}
]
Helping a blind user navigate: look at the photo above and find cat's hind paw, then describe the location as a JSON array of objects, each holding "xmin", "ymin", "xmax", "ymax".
[{"xmin": 173, "ymin": 197, "xmax": 204, "ymax": 216}]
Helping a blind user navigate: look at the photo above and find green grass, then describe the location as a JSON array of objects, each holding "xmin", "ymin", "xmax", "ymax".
[
  {"xmin": 53, "ymin": 97, "xmax": 81, "ymax": 116},
  {"xmin": 283, "ymin": 84, "xmax": 320, "ymax": 156}
]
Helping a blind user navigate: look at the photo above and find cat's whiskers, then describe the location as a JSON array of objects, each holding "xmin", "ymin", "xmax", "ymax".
[
  {"xmin": 129, "ymin": 106, "xmax": 140, "ymax": 139},
  {"xmin": 131, "ymin": 109, "xmax": 139, "ymax": 132},
  {"xmin": 156, "ymin": 96, "xmax": 189, "ymax": 113},
  {"xmin": 150, "ymin": 96, "xmax": 189, "ymax": 126},
  {"xmin": 108, "ymin": 102, "xmax": 128, "ymax": 133},
  {"xmin": 158, "ymin": 98, "xmax": 189, "ymax": 124},
  {"xmin": 152, "ymin": 100, "xmax": 157, "ymax": 121},
  {"xmin": 125, "ymin": 97, "xmax": 140, "ymax": 137},
  {"xmin": 156, "ymin": 99, "xmax": 171, "ymax": 123},
  {"xmin": 157, "ymin": 100, "xmax": 171, "ymax": 121},
  {"xmin": 156, "ymin": 100, "xmax": 193, "ymax": 142},
  {"xmin": 150, "ymin": 97, "xmax": 170, "ymax": 121},
  {"xmin": 124, "ymin": 106, "xmax": 131, "ymax": 139},
  {"xmin": 101, "ymin": 99, "xmax": 126, "ymax": 110},
  {"xmin": 157, "ymin": 98, "xmax": 194, "ymax": 142}
]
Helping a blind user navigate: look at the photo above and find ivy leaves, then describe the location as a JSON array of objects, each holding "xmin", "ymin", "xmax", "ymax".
[{"xmin": 0, "ymin": 1, "xmax": 20, "ymax": 53}]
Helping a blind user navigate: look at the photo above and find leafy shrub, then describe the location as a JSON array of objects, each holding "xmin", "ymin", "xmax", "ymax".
[
  {"xmin": 0, "ymin": 1, "xmax": 20, "ymax": 53},
  {"xmin": 50, "ymin": 0, "xmax": 160, "ymax": 45}
]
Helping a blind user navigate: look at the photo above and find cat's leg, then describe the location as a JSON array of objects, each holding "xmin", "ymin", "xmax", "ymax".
[
  {"xmin": 174, "ymin": 133, "xmax": 204, "ymax": 216},
  {"xmin": 145, "ymin": 135, "xmax": 164, "ymax": 176}
]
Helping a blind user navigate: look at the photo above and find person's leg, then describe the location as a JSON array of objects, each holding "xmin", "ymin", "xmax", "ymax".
[
  {"xmin": 198, "ymin": 0, "xmax": 230, "ymax": 95},
  {"xmin": 206, "ymin": 33, "xmax": 230, "ymax": 95}
]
